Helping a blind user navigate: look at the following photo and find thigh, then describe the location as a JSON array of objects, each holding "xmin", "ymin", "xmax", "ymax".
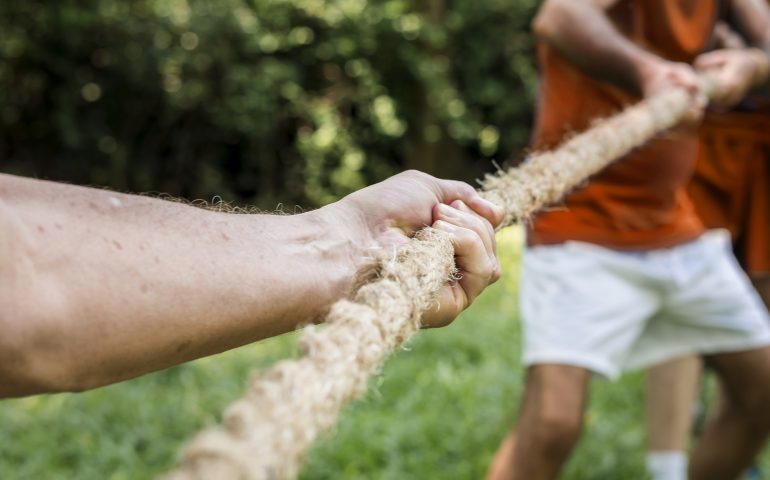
[
  {"xmin": 706, "ymin": 346, "xmax": 770, "ymax": 408},
  {"xmin": 750, "ymin": 275, "xmax": 770, "ymax": 311},
  {"xmin": 646, "ymin": 356, "xmax": 702, "ymax": 450}
]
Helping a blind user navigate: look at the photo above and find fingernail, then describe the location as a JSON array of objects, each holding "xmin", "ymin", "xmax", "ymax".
[{"xmin": 433, "ymin": 219, "xmax": 454, "ymax": 230}]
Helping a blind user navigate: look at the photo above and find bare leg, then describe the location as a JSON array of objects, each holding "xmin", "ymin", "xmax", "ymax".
[
  {"xmin": 486, "ymin": 364, "xmax": 591, "ymax": 480},
  {"xmin": 690, "ymin": 346, "xmax": 770, "ymax": 480},
  {"xmin": 487, "ymin": 430, "xmax": 517, "ymax": 480},
  {"xmin": 645, "ymin": 356, "xmax": 701, "ymax": 479},
  {"xmin": 646, "ymin": 355, "xmax": 702, "ymax": 451}
]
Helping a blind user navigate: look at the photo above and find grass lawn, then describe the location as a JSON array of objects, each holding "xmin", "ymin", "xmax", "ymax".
[{"xmin": 1, "ymin": 228, "xmax": 765, "ymax": 479}]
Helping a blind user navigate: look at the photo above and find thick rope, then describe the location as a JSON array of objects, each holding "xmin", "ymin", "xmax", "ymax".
[{"xmin": 166, "ymin": 78, "xmax": 716, "ymax": 480}]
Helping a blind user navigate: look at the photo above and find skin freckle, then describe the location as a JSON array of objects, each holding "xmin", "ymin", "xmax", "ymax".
[
  {"xmin": 55, "ymin": 223, "xmax": 63, "ymax": 230},
  {"xmin": 37, "ymin": 225, "xmax": 45, "ymax": 234},
  {"xmin": 140, "ymin": 284, "xmax": 148, "ymax": 294}
]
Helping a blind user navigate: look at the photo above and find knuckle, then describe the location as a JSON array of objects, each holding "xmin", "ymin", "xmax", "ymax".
[
  {"xmin": 490, "ymin": 261, "xmax": 502, "ymax": 283},
  {"xmin": 466, "ymin": 231, "xmax": 484, "ymax": 250},
  {"xmin": 432, "ymin": 219, "xmax": 450, "ymax": 233},
  {"xmin": 454, "ymin": 227, "xmax": 480, "ymax": 250},
  {"xmin": 463, "ymin": 211, "xmax": 485, "ymax": 230},
  {"xmin": 458, "ymin": 182, "xmax": 476, "ymax": 198}
]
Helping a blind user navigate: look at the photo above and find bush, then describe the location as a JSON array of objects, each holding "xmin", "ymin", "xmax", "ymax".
[{"xmin": 0, "ymin": 0, "xmax": 537, "ymax": 208}]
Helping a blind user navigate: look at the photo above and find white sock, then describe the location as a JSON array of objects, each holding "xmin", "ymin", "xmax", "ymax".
[{"xmin": 646, "ymin": 451, "xmax": 688, "ymax": 480}]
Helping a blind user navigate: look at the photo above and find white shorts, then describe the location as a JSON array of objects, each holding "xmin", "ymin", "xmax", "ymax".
[{"xmin": 521, "ymin": 230, "xmax": 770, "ymax": 379}]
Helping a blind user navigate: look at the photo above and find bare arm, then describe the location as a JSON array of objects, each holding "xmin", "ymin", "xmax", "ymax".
[
  {"xmin": 732, "ymin": 0, "xmax": 770, "ymax": 53},
  {"xmin": 692, "ymin": 0, "xmax": 770, "ymax": 106},
  {"xmin": 731, "ymin": 0, "xmax": 770, "ymax": 90},
  {"xmin": 533, "ymin": 0, "xmax": 660, "ymax": 96},
  {"xmin": 0, "ymin": 171, "xmax": 503, "ymax": 397}
]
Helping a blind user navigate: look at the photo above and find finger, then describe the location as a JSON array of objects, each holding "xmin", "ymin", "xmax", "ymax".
[
  {"xmin": 682, "ymin": 97, "xmax": 705, "ymax": 124},
  {"xmin": 427, "ymin": 175, "xmax": 505, "ymax": 227},
  {"xmin": 685, "ymin": 106, "xmax": 704, "ymax": 125},
  {"xmin": 433, "ymin": 219, "xmax": 500, "ymax": 303},
  {"xmin": 689, "ymin": 93, "xmax": 707, "ymax": 122},
  {"xmin": 449, "ymin": 199, "xmax": 497, "ymax": 254},
  {"xmin": 722, "ymin": 90, "xmax": 744, "ymax": 108},
  {"xmin": 421, "ymin": 218, "xmax": 502, "ymax": 329},
  {"xmin": 434, "ymin": 202, "xmax": 495, "ymax": 256},
  {"xmin": 694, "ymin": 54, "xmax": 725, "ymax": 71},
  {"xmin": 420, "ymin": 284, "xmax": 466, "ymax": 329},
  {"xmin": 427, "ymin": 175, "xmax": 479, "ymax": 205},
  {"xmin": 713, "ymin": 79, "xmax": 744, "ymax": 108},
  {"xmin": 465, "ymin": 195, "xmax": 506, "ymax": 229},
  {"xmin": 669, "ymin": 64, "xmax": 700, "ymax": 93},
  {"xmin": 444, "ymin": 206, "xmax": 500, "ymax": 281}
]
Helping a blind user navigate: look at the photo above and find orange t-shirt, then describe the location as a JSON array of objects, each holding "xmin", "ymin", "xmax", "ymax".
[
  {"xmin": 688, "ymin": 100, "xmax": 770, "ymax": 272},
  {"xmin": 528, "ymin": 0, "xmax": 719, "ymax": 249}
]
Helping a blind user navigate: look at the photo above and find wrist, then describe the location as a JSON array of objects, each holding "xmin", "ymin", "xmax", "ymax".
[
  {"xmin": 747, "ymin": 47, "xmax": 770, "ymax": 86},
  {"xmin": 634, "ymin": 54, "xmax": 667, "ymax": 97},
  {"xmin": 239, "ymin": 207, "xmax": 367, "ymax": 326},
  {"xmin": 308, "ymin": 202, "xmax": 374, "ymax": 297}
]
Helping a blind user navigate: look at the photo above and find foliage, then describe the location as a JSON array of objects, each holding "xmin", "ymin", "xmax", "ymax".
[{"xmin": 0, "ymin": 0, "xmax": 538, "ymax": 208}]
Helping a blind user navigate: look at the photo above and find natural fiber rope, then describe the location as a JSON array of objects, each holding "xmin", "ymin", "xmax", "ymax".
[{"xmin": 165, "ymin": 78, "xmax": 716, "ymax": 480}]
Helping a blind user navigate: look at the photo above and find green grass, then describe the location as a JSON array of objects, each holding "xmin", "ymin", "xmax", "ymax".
[{"xmin": 0, "ymin": 228, "xmax": 765, "ymax": 479}]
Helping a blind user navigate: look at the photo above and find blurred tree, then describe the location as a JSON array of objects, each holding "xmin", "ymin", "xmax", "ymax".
[{"xmin": 0, "ymin": 0, "xmax": 537, "ymax": 209}]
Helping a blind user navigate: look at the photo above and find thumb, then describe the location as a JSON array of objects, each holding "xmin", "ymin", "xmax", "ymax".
[
  {"xmin": 695, "ymin": 55, "xmax": 726, "ymax": 71},
  {"xmin": 429, "ymin": 177, "xmax": 505, "ymax": 228}
]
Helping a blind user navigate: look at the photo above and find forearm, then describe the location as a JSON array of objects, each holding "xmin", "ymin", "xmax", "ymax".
[
  {"xmin": 533, "ymin": 0, "xmax": 660, "ymax": 96},
  {"xmin": 733, "ymin": 0, "xmax": 770, "ymax": 52},
  {"xmin": 0, "ymin": 174, "xmax": 364, "ymax": 397},
  {"xmin": 733, "ymin": 0, "xmax": 770, "ymax": 87}
]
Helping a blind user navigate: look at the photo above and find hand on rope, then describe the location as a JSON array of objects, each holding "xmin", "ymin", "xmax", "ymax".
[
  {"xmin": 695, "ymin": 47, "xmax": 770, "ymax": 108},
  {"xmin": 167, "ymin": 74, "xmax": 720, "ymax": 480},
  {"xmin": 165, "ymin": 172, "xmax": 506, "ymax": 480},
  {"xmin": 639, "ymin": 58, "xmax": 707, "ymax": 124},
  {"xmin": 333, "ymin": 170, "xmax": 505, "ymax": 328}
]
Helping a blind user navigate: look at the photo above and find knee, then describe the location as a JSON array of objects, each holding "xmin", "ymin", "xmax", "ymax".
[{"xmin": 523, "ymin": 404, "xmax": 584, "ymax": 457}]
